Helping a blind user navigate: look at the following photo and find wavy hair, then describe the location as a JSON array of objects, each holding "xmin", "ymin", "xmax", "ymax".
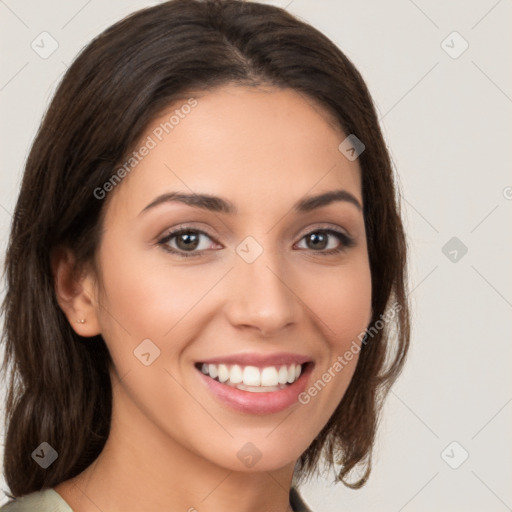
[{"xmin": 1, "ymin": 0, "xmax": 410, "ymax": 498}]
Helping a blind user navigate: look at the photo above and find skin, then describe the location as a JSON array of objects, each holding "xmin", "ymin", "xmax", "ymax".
[{"xmin": 53, "ymin": 84, "xmax": 372, "ymax": 512}]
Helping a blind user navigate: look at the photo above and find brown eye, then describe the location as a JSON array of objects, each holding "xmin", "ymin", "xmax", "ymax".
[
  {"xmin": 304, "ymin": 231, "xmax": 329, "ymax": 250},
  {"xmin": 158, "ymin": 228, "xmax": 218, "ymax": 257},
  {"xmin": 174, "ymin": 231, "xmax": 200, "ymax": 251},
  {"xmin": 296, "ymin": 229, "xmax": 355, "ymax": 254}
]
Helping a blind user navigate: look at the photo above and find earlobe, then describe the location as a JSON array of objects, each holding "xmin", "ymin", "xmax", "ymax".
[{"xmin": 51, "ymin": 246, "xmax": 102, "ymax": 337}]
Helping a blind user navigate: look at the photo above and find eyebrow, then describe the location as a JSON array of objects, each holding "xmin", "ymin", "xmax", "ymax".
[{"xmin": 139, "ymin": 189, "xmax": 362, "ymax": 216}]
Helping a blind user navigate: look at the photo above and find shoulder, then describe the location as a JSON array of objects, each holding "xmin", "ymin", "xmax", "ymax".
[
  {"xmin": 290, "ymin": 485, "xmax": 315, "ymax": 512},
  {"xmin": 2, "ymin": 486, "xmax": 313, "ymax": 512},
  {"xmin": 0, "ymin": 488, "xmax": 73, "ymax": 512}
]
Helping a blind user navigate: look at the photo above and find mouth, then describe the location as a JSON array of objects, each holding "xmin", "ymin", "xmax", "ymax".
[
  {"xmin": 194, "ymin": 359, "xmax": 314, "ymax": 415},
  {"xmin": 194, "ymin": 361, "xmax": 311, "ymax": 393}
]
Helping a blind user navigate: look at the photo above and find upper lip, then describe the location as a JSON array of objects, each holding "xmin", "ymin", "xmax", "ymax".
[{"xmin": 197, "ymin": 352, "xmax": 312, "ymax": 368}]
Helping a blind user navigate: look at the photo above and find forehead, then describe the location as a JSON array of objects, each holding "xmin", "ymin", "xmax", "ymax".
[{"xmin": 105, "ymin": 84, "xmax": 362, "ymax": 219}]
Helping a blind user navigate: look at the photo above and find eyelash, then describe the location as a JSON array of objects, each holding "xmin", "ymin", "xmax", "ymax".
[{"xmin": 157, "ymin": 224, "xmax": 355, "ymax": 259}]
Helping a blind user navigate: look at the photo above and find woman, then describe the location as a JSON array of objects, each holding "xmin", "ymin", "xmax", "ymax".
[{"xmin": 0, "ymin": 1, "xmax": 410, "ymax": 511}]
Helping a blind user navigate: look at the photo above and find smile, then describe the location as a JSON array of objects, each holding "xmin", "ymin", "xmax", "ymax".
[
  {"xmin": 194, "ymin": 359, "xmax": 314, "ymax": 415},
  {"xmin": 196, "ymin": 362, "xmax": 303, "ymax": 392}
]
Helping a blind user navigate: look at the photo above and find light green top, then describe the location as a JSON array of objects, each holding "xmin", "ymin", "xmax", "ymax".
[
  {"xmin": 1, "ymin": 486, "xmax": 313, "ymax": 511},
  {"xmin": 1, "ymin": 489, "xmax": 73, "ymax": 512}
]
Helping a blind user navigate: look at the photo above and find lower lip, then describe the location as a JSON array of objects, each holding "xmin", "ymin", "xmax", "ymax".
[{"xmin": 196, "ymin": 363, "xmax": 314, "ymax": 415}]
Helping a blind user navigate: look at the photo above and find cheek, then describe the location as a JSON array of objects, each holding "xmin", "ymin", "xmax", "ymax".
[
  {"xmin": 94, "ymin": 240, "xmax": 218, "ymax": 418},
  {"xmin": 296, "ymin": 258, "xmax": 371, "ymax": 431},
  {"xmin": 306, "ymin": 257, "xmax": 372, "ymax": 345},
  {"xmin": 304, "ymin": 255, "xmax": 371, "ymax": 395},
  {"xmin": 95, "ymin": 236, "xmax": 223, "ymax": 346}
]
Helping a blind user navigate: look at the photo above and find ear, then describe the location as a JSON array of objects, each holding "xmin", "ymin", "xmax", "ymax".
[{"xmin": 51, "ymin": 246, "xmax": 102, "ymax": 337}]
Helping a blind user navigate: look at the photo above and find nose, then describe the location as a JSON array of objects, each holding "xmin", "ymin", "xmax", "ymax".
[{"xmin": 224, "ymin": 248, "xmax": 301, "ymax": 337}]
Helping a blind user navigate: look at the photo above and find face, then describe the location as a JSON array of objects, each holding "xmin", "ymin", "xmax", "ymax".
[{"xmin": 86, "ymin": 84, "xmax": 372, "ymax": 473}]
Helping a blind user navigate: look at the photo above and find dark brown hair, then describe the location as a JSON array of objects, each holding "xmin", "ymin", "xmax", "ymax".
[{"xmin": 1, "ymin": 0, "xmax": 410, "ymax": 498}]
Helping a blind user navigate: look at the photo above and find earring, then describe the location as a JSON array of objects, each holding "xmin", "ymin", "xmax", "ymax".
[{"xmin": 76, "ymin": 318, "xmax": 86, "ymax": 324}]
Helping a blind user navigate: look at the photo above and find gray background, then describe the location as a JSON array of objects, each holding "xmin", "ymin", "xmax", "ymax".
[{"xmin": 1, "ymin": 1, "xmax": 511, "ymax": 510}]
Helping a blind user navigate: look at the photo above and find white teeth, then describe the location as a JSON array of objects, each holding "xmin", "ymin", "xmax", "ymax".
[
  {"xmin": 229, "ymin": 364, "xmax": 243, "ymax": 384},
  {"xmin": 199, "ymin": 362, "xmax": 304, "ymax": 389},
  {"xmin": 242, "ymin": 366, "xmax": 261, "ymax": 386},
  {"xmin": 277, "ymin": 365, "xmax": 289, "ymax": 385},
  {"xmin": 218, "ymin": 364, "xmax": 229, "ymax": 383},
  {"xmin": 236, "ymin": 383, "xmax": 284, "ymax": 392},
  {"xmin": 261, "ymin": 366, "xmax": 279, "ymax": 387},
  {"xmin": 287, "ymin": 365, "xmax": 295, "ymax": 383},
  {"xmin": 208, "ymin": 364, "xmax": 218, "ymax": 379}
]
